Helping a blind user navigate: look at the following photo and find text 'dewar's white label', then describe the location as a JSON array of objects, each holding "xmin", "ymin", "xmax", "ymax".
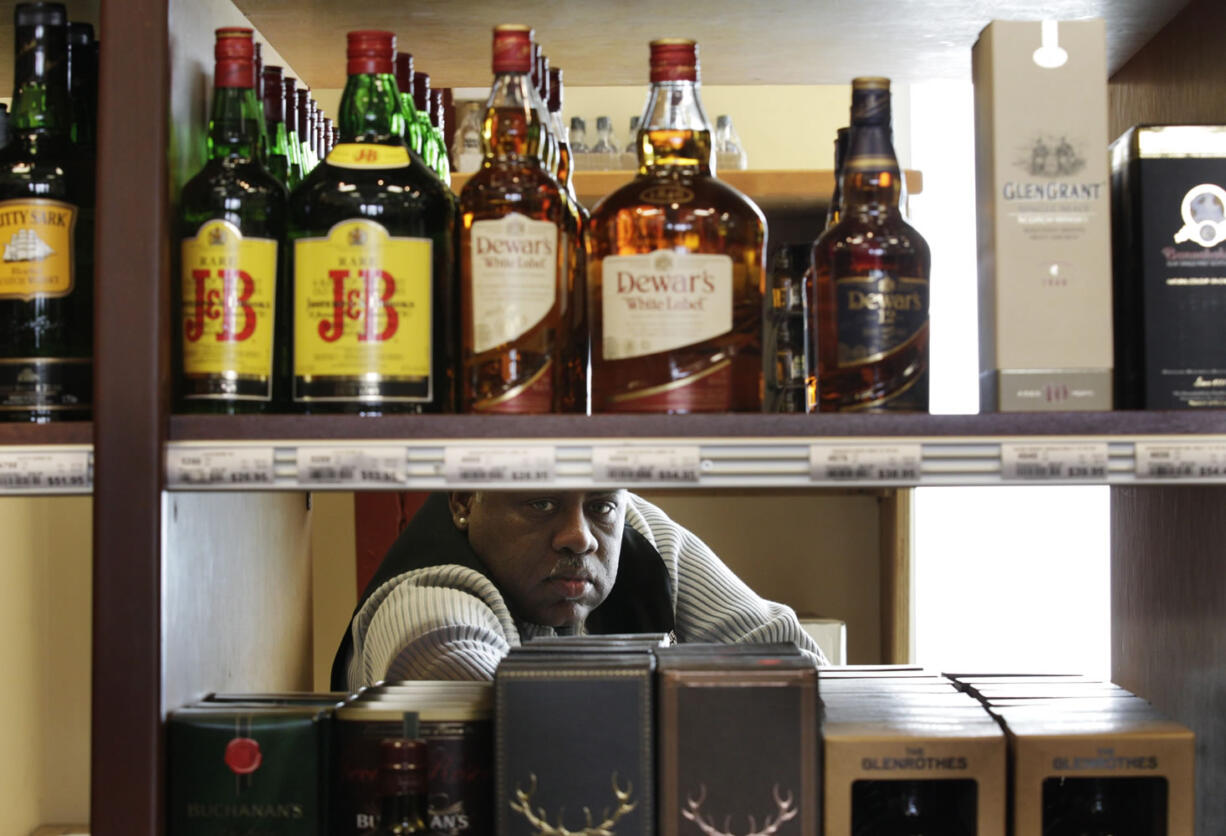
[
  {"xmin": 601, "ymin": 250, "xmax": 732, "ymax": 360},
  {"xmin": 470, "ymin": 213, "xmax": 558, "ymax": 353}
]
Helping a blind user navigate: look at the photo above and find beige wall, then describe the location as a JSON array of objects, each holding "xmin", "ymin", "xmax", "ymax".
[{"xmin": 0, "ymin": 497, "xmax": 93, "ymax": 833}]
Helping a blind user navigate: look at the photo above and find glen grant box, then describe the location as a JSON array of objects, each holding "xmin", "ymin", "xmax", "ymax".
[
  {"xmin": 973, "ymin": 19, "xmax": 1113, "ymax": 411},
  {"xmin": 1111, "ymin": 125, "xmax": 1226, "ymax": 408},
  {"xmin": 495, "ymin": 651, "xmax": 654, "ymax": 836},
  {"xmin": 168, "ymin": 704, "xmax": 332, "ymax": 835},
  {"xmin": 657, "ymin": 646, "xmax": 818, "ymax": 836}
]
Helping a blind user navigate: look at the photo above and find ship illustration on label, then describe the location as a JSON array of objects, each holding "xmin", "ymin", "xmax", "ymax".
[
  {"xmin": 682, "ymin": 784, "xmax": 797, "ymax": 836},
  {"xmin": 3, "ymin": 228, "xmax": 54, "ymax": 262},
  {"xmin": 509, "ymin": 772, "xmax": 636, "ymax": 835},
  {"xmin": 1173, "ymin": 183, "xmax": 1226, "ymax": 248},
  {"xmin": 1017, "ymin": 135, "xmax": 1086, "ymax": 177}
]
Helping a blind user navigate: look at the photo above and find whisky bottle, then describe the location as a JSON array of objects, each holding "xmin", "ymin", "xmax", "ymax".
[
  {"xmin": 550, "ymin": 65, "xmax": 590, "ymax": 413},
  {"xmin": 176, "ymin": 27, "xmax": 287, "ymax": 413},
  {"xmin": 0, "ymin": 2, "xmax": 90, "ymax": 422},
  {"xmin": 261, "ymin": 64, "xmax": 293, "ymax": 187},
  {"xmin": 287, "ymin": 29, "xmax": 455, "ymax": 414},
  {"xmin": 588, "ymin": 39, "xmax": 766, "ymax": 412},
  {"xmin": 428, "ymin": 88, "xmax": 451, "ymax": 185},
  {"xmin": 812, "ymin": 78, "xmax": 930, "ymax": 412},
  {"xmin": 296, "ymin": 88, "xmax": 315, "ymax": 173},
  {"xmin": 825, "ymin": 127, "xmax": 849, "ymax": 230},
  {"xmin": 282, "ymin": 75, "xmax": 304, "ymax": 185},
  {"xmin": 458, "ymin": 24, "xmax": 565, "ymax": 413},
  {"xmin": 530, "ymin": 44, "xmax": 559, "ymax": 175},
  {"xmin": 393, "ymin": 52, "xmax": 425, "ymax": 156},
  {"xmin": 763, "ymin": 244, "xmax": 813, "ymax": 413},
  {"xmin": 411, "ymin": 72, "xmax": 438, "ymax": 170}
]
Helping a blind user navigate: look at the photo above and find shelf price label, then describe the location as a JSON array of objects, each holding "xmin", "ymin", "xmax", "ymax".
[
  {"xmin": 592, "ymin": 446, "xmax": 701, "ymax": 484},
  {"xmin": 296, "ymin": 447, "xmax": 407, "ymax": 487},
  {"xmin": 810, "ymin": 444, "xmax": 922, "ymax": 483},
  {"xmin": 167, "ymin": 447, "xmax": 275, "ymax": 487},
  {"xmin": 0, "ymin": 450, "xmax": 91, "ymax": 491},
  {"xmin": 1001, "ymin": 443, "xmax": 1109, "ymax": 481},
  {"xmin": 1135, "ymin": 442, "xmax": 1226, "ymax": 480},
  {"xmin": 443, "ymin": 446, "xmax": 556, "ymax": 484}
]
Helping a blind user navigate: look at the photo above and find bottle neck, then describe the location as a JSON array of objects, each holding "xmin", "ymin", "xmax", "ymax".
[
  {"xmin": 208, "ymin": 85, "xmax": 265, "ymax": 162},
  {"xmin": 841, "ymin": 122, "xmax": 902, "ymax": 211},
  {"xmin": 379, "ymin": 787, "xmax": 426, "ymax": 832},
  {"xmin": 551, "ymin": 111, "xmax": 576, "ymax": 192},
  {"xmin": 637, "ymin": 80, "xmax": 713, "ymax": 174},
  {"xmin": 12, "ymin": 23, "xmax": 71, "ymax": 138},
  {"xmin": 482, "ymin": 71, "xmax": 546, "ymax": 163},
  {"xmin": 338, "ymin": 72, "xmax": 406, "ymax": 144}
]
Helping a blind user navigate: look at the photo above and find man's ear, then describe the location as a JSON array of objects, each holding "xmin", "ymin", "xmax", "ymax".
[{"xmin": 448, "ymin": 491, "xmax": 476, "ymax": 523}]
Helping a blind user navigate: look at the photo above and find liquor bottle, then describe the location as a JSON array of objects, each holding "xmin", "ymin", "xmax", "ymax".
[
  {"xmin": 283, "ymin": 76, "xmax": 304, "ymax": 184},
  {"xmin": 0, "ymin": 104, "xmax": 9, "ymax": 150},
  {"xmin": 312, "ymin": 105, "xmax": 325, "ymax": 163},
  {"xmin": 591, "ymin": 115, "xmax": 618, "ymax": 155},
  {"xmin": 812, "ymin": 78, "xmax": 930, "ymax": 412},
  {"xmin": 428, "ymin": 88, "xmax": 451, "ymax": 185},
  {"xmin": 549, "ymin": 65, "xmax": 589, "ymax": 413},
  {"xmin": 296, "ymin": 88, "xmax": 314, "ymax": 173},
  {"xmin": 176, "ymin": 27, "xmax": 287, "ymax": 413},
  {"xmin": 287, "ymin": 29, "xmax": 455, "ymax": 414},
  {"xmin": 411, "ymin": 72, "xmax": 438, "ymax": 171},
  {"xmin": 825, "ymin": 126, "xmax": 849, "ymax": 230},
  {"xmin": 261, "ymin": 64, "xmax": 293, "ymax": 187},
  {"xmin": 588, "ymin": 39, "xmax": 766, "ymax": 413},
  {"xmin": 852, "ymin": 780, "xmax": 973, "ymax": 836},
  {"xmin": 763, "ymin": 244, "xmax": 813, "ymax": 413},
  {"xmin": 371, "ymin": 735, "xmax": 428, "ymax": 835},
  {"xmin": 66, "ymin": 22, "xmax": 96, "ymax": 153},
  {"xmin": 450, "ymin": 103, "xmax": 482, "ymax": 173},
  {"xmin": 621, "ymin": 115, "xmax": 640, "ymax": 169},
  {"xmin": 569, "ymin": 116, "xmax": 588, "ymax": 153},
  {"xmin": 394, "ymin": 52, "xmax": 425, "ymax": 156},
  {"xmin": 529, "ymin": 44, "xmax": 558, "ymax": 174},
  {"xmin": 715, "ymin": 114, "xmax": 748, "ymax": 170},
  {"xmin": 0, "ymin": 2, "xmax": 91, "ymax": 422},
  {"xmin": 458, "ymin": 24, "xmax": 566, "ymax": 413}
]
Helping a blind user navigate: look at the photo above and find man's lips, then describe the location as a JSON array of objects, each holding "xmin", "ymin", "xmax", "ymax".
[{"xmin": 547, "ymin": 575, "xmax": 592, "ymax": 599}]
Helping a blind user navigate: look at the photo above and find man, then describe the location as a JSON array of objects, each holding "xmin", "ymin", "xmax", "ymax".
[{"xmin": 332, "ymin": 490, "xmax": 825, "ymax": 690}]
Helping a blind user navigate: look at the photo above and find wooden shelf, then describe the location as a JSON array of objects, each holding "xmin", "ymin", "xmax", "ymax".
[
  {"xmin": 450, "ymin": 169, "xmax": 923, "ymax": 209},
  {"xmin": 0, "ymin": 421, "xmax": 91, "ymax": 446}
]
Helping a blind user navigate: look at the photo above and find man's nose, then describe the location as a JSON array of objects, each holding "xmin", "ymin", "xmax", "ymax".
[{"xmin": 552, "ymin": 503, "xmax": 597, "ymax": 555}]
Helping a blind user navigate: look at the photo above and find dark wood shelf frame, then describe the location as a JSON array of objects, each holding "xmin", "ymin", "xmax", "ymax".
[{"xmin": 0, "ymin": 421, "xmax": 92, "ymax": 445}]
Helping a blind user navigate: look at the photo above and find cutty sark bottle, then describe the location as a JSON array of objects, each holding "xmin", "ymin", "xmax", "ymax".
[
  {"xmin": 588, "ymin": 39, "xmax": 766, "ymax": 412},
  {"xmin": 287, "ymin": 30, "xmax": 454, "ymax": 414}
]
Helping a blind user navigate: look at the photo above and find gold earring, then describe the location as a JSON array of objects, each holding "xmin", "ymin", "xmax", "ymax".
[{"xmin": 456, "ymin": 515, "xmax": 468, "ymax": 529}]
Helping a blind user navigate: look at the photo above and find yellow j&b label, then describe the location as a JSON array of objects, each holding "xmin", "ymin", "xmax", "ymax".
[
  {"xmin": 294, "ymin": 219, "xmax": 432, "ymax": 380},
  {"xmin": 326, "ymin": 143, "xmax": 411, "ymax": 170},
  {"xmin": 0, "ymin": 198, "xmax": 77, "ymax": 300},
  {"xmin": 180, "ymin": 220, "xmax": 277, "ymax": 387}
]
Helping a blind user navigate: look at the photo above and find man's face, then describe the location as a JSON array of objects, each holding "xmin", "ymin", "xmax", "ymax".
[{"xmin": 450, "ymin": 490, "xmax": 626, "ymax": 628}]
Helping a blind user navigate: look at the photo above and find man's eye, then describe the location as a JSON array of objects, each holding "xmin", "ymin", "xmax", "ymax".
[
  {"xmin": 587, "ymin": 500, "xmax": 616, "ymax": 517},
  {"xmin": 527, "ymin": 499, "xmax": 557, "ymax": 513}
]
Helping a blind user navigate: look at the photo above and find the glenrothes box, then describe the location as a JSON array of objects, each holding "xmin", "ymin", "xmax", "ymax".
[
  {"xmin": 1111, "ymin": 124, "xmax": 1226, "ymax": 408},
  {"xmin": 973, "ymin": 19, "xmax": 1113, "ymax": 412}
]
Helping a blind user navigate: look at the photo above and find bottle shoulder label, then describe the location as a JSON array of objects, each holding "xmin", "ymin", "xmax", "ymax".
[
  {"xmin": 326, "ymin": 143, "xmax": 411, "ymax": 170},
  {"xmin": 0, "ymin": 197, "xmax": 76, "ymax": 300},
  {"xmin": 469, "ymin": 212, "xmax": 559, "ymax": 353}
]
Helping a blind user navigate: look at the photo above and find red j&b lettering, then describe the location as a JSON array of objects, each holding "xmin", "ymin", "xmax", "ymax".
[
  {"xmin": 185, "ymin": 269, "xmax": 257, "ymax": 343},
  {"xmin": 318, "ymin": 269, "xmax": 399, "ymax": 343}
]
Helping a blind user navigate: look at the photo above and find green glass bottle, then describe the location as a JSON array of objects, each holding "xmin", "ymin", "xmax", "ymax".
[
  {"xmin": 428, "ymin": 88, "xmax": 451, "ymax": 186},
  {"xmin": 176, "ymin": 27, "xmax": 288, "ymax": 413},
  {"xmin": 411, "ymin": 72, "xmax": 440, "ymax": 171},
  {"xmin": 261, "ymin": 64, "xmax": 292, "ymax": 187},
  {"xmin": 0, "ymin": 2, "xmax": 90, "ymax": 422},
  {"xmin": 298, "ymin": 90, "xmax": 316, "ymax": 173},
  {"xmin": 287, "ymin": 29, "xmax": 455, "ymax": 414},
  {"xmin": 283, "ymin": 75, "xmax": 303, "ymax": 186},
  {"xmin": 394, "ymin": 52, "xmax": 425, "ymax": 157}
]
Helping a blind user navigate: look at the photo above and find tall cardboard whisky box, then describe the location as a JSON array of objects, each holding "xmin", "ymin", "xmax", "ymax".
[
  {"xmin": 973, "ymin": 19, "xmax": 1113, "ymax": 411},
  {"xmin": 822, "ymin": 703, "xmax": 1007, "ymax": 836},
  {"xmin": 495, "ymin": 651, "xmax": 655, "ymax": 836},
  {"xmin": 1111, "ymin": 125, "xmax": 1226, "ymax": 408},
  {"xmin": 657, "ymin": 647, "xmax": 818, "ymax": 836},
  {"xmin": 992, "ymin": 706, "xmax": 1194, "ymax": 835}
]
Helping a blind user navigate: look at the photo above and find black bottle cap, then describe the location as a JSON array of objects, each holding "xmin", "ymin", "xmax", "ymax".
[
  {"xmin": 67, "ymin": 21, "xmax": 93, "ymax": 45},
  {"xmin": 15, "ymin": 2, "xmax": 67, "ymax": 28}
]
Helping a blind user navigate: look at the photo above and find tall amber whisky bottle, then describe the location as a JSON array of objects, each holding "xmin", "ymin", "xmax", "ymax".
[
  {"xmin": 0, "ymin": 2, "xmax": 90, "ymax": 422},
  {"xmin": 812, "ymin": 78, "xmax": 930, "ymax": 412},
  {"xmin": 588, "ymin": 40, "xmax": 766, "ymax": 412},
  {"xmin": 287, "ymin": 30, "xmax": 455, "ymax": 414},
  {"xmin": 458, "ymin": 25, "xmax": 565, "ymax": 413}
]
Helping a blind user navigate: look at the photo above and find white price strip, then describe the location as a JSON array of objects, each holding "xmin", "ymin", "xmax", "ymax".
[
  {"xmin": 1135, "ymin": 442, "xmax": 1226, "ymax": 480},
  {"xmin": 167, "ymin": 448, "xmax": 275, "ymax": 487},
  {"xmin": 443, "ymin": 446, "xmax": 556, "ymax": 483},
  {"xmin": 296, "ymin": 447, "xmax": 407, "ymax": 487},
  {"xmin": 1001, "ymin": 443, "xmax": 1109, "ymax": 481},
  {"xmin": 810, "ymin": 444, "xmax": 922, "ymax": 483},
  {"xmin": 592, "ymin": 446, "xmax": 701, "ymax": 483},
  {"xmin": 0, "ymin": 450, "xmax": 90, "ymax": 491}
]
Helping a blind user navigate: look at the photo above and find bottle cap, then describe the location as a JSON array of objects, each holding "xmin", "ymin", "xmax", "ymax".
[
  {"xmin": 214, "ymin": 27, "xmax": 254, "ymax": 89},
  {"xmin": 67, "ymin": 21, "xmax": 93, "ymax": 45},
  {"xmin": 429, "ymin": 88, "xmax": 445, "ymax": 130},
  {"xmin": 548, "ymin": 66, "xmax": 563, "ymax": 112},
  {"xmin": 538, "ymin": 55, "xmax": 550, "ymax": 101},
  {"xmin": 296, "ymin": 88, "xmax": 310, "ymax": 135},
  {"xmin": 347, "ymin": 30, "xmax": 395, "ymax": 76},
  {"xmin": 15, "ymin": 2, "xmax": 67, "ymax": 28},
  {"xmin": 596, "ymin": 116, "xmax": 611, "ymax": 131},
  {"xmin": 492, "ymin": 24, "xmax": 532, "ymax": 74},
  {"xmin": 395, "ymin": 52, "xmax": 413, "ymax": 97},
  {"xmin": 716, "ymin": 114, "xmax": 730, "ymax": 129},
  {"xmin": 262, "ymin": 65, "xmax": 284, "ymax": 120},
  {"xmin": 412, "ymin": 71, "xmax": 430, "ymax": 114},
  {"xmin": 570, "ymin": 116, "xmax": 585, "ymax": 132},
  {"xmin": 850, "ymin": 76, "xmax": 891, "ymax": 126},
  {"xmin": 650, "ymin": 38, "xmax": 698, "ymax": 83}
]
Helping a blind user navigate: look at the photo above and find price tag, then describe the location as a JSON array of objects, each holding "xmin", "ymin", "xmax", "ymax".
[
  {"xmin": 592, "ymin": 446, "xmax": 701, "ymax": 483},
  {"xmin": 1135, "ymin": 442, "xmax": 1226, "ymax": 480},
  {"xmin": 1001, "ymin": 443, "xmax": 1109, "ymax": 481},
  {"xmin": 167, "ymin": 447, "xmax": 275, "ymax": 487},
  {"xmin": 810, "ymin": 444, "xmax": 922, "ymax": 483},
  {"xmin": 0, "ymin": 450, "xmax": 90, "ymax": 491},
  {"xmin": 296, "ymin": 447, "xmax": 407, "ymax": 486},
  {"xmin": 443, "ymin": 446, "xmax": 556, "ymax": 483}
]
